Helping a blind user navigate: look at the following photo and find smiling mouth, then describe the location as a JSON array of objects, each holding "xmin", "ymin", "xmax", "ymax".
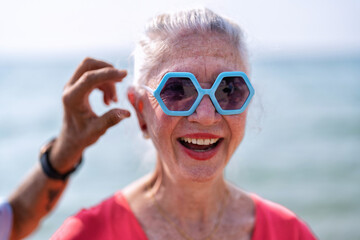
[{"xmin": 178, "ymin": 137, "xmax": 222, "ymax": 152}]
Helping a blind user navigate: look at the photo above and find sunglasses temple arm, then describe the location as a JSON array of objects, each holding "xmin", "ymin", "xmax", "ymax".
[{"xmin": 139, "ymin": 85, "xmax": 155, "ymax": 95}]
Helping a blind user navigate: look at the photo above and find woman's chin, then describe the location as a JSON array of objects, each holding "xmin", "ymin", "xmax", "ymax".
[{"xmin": 176, "ymin": 161, "xmax": 225, "ymax": 183}]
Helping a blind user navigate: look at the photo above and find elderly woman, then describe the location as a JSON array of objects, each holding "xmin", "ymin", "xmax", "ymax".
[{"xmin": 49, "ymin": 8, "xmax": 316, "ymax": 240}]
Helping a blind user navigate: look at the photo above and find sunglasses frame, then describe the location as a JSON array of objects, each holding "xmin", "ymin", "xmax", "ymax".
[{"xmin": 141, "ymin": 71, "xmax": 255, "ymax": 116}]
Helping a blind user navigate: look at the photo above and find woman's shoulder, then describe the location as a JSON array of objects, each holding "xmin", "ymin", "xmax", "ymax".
[
  {"xmin": 249, "ymin": 193, "xmax": 317, "ymax": 240},
  {"xmin": 51, "ymin": 191, "xmax": 147, "ymax": 240},
  {"xmin": 250, "ymin": 193, "xmax": 299, "ymax": 220}
]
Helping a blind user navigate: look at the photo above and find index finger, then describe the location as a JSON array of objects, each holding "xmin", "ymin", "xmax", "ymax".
[
  {"xmin": 68, "ymin": 58, "xmax": 114, "ymax": 86},
  {"xmin": 71, "ymin": 67, "xmax": 127, "ymax": 101}
]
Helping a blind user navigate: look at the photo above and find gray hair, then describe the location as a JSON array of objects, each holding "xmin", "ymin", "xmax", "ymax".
[{"xmin": 133, "ymin": 7, "xmax": 248, "ymax": 85}]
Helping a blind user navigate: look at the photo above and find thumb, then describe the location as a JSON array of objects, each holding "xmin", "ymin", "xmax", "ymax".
[{"xmin": 94, "ymin": 108, "xmax": 131, "ymax": 134}]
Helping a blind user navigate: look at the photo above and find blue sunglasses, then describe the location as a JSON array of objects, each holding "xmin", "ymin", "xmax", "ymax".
[{"xmin": 141, "ymin": 71, "xmax": 254, "ymax": 116}]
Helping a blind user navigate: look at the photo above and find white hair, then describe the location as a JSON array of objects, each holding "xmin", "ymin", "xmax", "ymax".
[{"xmin": 133, "ymin": 7, "xmax": 248, "ymax": 85}]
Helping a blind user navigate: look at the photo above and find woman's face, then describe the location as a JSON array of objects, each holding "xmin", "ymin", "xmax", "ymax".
[{"xmin": 140, "ymin": 34, "xmax": 248, "ymax": 182}]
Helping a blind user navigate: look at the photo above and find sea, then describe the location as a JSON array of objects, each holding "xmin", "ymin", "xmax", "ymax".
[{"xmin": 0, "ymin": 51, "xmax": 359, "ymax": 239}]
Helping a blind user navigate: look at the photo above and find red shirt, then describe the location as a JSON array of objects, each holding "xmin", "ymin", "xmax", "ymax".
[{"xmin": 51, "ymin": 191, "xmax": 317, "ymax": 240}]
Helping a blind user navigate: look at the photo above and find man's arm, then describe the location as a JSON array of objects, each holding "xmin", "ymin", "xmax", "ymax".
[
  {"xmin": 6, "ymin": 57, "xmax": 130, "ymax": 240},
  {"xmin": 8, "ymin": 163, "xmax": 68, "ymax": 240}
]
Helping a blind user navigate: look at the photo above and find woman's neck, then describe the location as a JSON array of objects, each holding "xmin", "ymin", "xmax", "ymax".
[{"xmin": 147, "ymin": 162, "xmax": 229, "ymax": 224}]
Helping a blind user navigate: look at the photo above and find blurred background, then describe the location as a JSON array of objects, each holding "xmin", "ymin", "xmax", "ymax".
[{"xmin": 0, "ymin": 0, "xmax": 359, "ymax": 239}]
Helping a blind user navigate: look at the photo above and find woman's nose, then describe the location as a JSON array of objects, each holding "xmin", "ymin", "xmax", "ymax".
[{"xmin": 187, "ymin": 95, "xmax": 222, "ymax": 125}]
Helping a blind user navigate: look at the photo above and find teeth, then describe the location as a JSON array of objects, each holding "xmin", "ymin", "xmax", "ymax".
[{"xmin": 180, "ymin": 137, "xmax": 219, "ymax": 145}]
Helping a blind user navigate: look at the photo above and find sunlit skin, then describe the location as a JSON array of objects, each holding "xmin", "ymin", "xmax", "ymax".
[
  {"xmin": 143, "ymin": 34, "xmax": 248, "ymax": 182},
  {"xmin": 124, "ymin": 33, "xmax": 254, "ymax": 240},
  {"xmin": 7, "ymin": 32, "xmax": 254, "ymax": 239},
  {"xmin": 8, "ymin": 59, "xmax": 130, "ymax": 240}
]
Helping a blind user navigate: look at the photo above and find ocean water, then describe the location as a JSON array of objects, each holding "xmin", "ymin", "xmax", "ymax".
[{"xmin": 0, "ymin": 53, "xmax": 359, "ymax": 239}]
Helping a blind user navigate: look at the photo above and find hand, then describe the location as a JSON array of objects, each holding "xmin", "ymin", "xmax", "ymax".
[{"xmin": 49, "ymin": 58, "xmax": 131, "ymax": 173}]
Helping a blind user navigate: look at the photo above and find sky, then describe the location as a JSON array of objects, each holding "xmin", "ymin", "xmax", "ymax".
[{"xmin": 0, "ymin": 0, "xmax": 359, "ymax": 57}]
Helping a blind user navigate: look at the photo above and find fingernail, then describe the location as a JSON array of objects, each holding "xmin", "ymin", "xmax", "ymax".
[{"xmin": 122, "ymin": 111, "xmax": 131, "ymax": 118}]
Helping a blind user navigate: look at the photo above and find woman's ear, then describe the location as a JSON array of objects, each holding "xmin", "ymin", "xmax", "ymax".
[{"xmin": 127, "ymin": 86, "xmax": 149, "ymax": 138}]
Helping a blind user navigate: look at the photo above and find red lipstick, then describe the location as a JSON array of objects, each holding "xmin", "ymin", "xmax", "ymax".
[{"xmin": 180, "ymin": 133, "xmax": 222, "ymax": 139}]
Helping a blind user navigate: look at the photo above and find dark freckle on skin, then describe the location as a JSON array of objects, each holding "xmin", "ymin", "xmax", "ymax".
[{"xmin": 46, "ymin": 188, "xmax": 61, "ymax": 211}]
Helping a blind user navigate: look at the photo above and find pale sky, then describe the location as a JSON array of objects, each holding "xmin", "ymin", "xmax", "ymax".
[{"xmin": 0, "ymin": 0, "xmax": 359, "ymax": 57}]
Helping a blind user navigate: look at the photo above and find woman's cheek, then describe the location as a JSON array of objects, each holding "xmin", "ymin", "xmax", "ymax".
[
  {"xmin": 148, "ymin": 111, "xmax": 177, "ymax": 151},
  {"xmin": 226, "ymin": 113, "xmax": 247, "ymax": 153}
]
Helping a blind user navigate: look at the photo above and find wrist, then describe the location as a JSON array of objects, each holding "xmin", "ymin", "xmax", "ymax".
[
  {"xmin": 49, "ymin": 135, "xmax": 84, "ymax": 172},
  {"xmin": 40, "ymin": 138, "xmax": 83, "ymax": 181}
]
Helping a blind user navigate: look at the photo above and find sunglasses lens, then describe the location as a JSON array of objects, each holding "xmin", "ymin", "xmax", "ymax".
[
  {"xmin": 160, "ymin": 77, "xmax": 198, "ymax": 111},
  {"xmin": 215, "ymin": 76, "xmax": 250, "ymax": 110}
]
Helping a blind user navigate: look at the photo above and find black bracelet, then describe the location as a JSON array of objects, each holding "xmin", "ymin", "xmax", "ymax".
[{"xmin": 40, "ymin": 141, "xmax": 82, "ymax": 181}]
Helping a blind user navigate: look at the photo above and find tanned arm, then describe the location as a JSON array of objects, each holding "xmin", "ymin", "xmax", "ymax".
[
  {"xmin": 8, "ymin": 164, "xmax": 67, "ymax": 240},
  {"xmin": 7, "ymin": 57, "xmax": 130, "ymax": 239}
]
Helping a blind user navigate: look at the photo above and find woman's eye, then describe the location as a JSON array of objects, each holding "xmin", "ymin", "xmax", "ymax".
[
  {"xmin": 163, "ymin": 83, "xmax": 184, "ymax": 95},
  {"xmin": 222, "ymin": 83, "xmax": 234, "ymax": 94}
]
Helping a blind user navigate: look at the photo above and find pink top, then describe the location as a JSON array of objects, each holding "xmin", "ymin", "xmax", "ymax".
[{"xmin": 51, "ymin": 191, "xmax": 317, "ymax": 240}]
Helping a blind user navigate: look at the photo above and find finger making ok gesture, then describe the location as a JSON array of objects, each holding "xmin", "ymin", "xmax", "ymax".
[{"xmin": 49, "ymin": 58, "xmax": 131, "ymax": 174}]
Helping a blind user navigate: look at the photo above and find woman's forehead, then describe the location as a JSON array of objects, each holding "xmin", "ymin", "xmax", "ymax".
[
  {"xmin": 146, "ymin": 34, "xmax": 245, "ymax": 85},
  {"xmin": 168, "ymin": 33, "xmax": 240, "ymax": 60}
]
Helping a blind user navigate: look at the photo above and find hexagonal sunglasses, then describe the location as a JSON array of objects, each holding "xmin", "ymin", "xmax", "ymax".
[{"xmin": 140, "ymin": 71, "xmax": 254, "ymax": 116}]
